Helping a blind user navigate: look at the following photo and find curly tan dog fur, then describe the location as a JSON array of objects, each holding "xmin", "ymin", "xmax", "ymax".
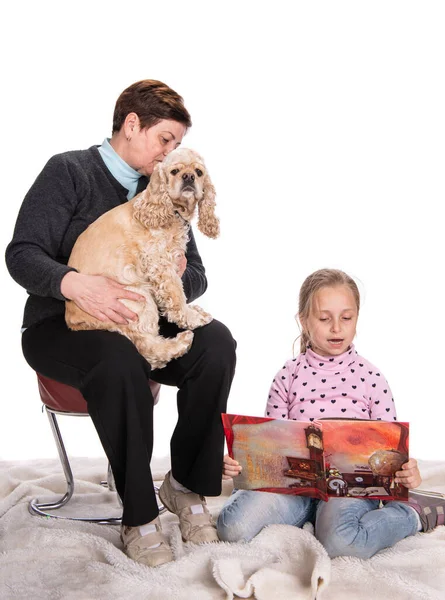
[{"xmin": 65, "ymin": 148, "xmax": 219, "ymax": 369}]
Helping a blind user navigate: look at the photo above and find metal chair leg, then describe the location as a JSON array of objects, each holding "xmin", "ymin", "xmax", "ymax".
[
  {"xmin": 29, "ymin": 406, "xmax": 166, "ymax": 521},
  {"xmin": 107, "ymin": 462, "xmax": 116, "ymax": 492},
  {"xmin": 154, "ymin": 485, "xmax": 166, "ymax": 515},
  {"xmin": 29, "ymin": 407, "xmax": 121, "ymax": 524}
]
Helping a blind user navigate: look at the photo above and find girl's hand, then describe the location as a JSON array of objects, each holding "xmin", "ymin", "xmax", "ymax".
[
  {"xmin": 223, "ymin": 454, "xmax": 242, "ymax": 480},
  {"xmin": 394, "ymin": 457, "xmax": 422, "ymax": 489},
  {"xmin": 61, "ymin": 272, "xmax": 145, "ymax": 325}
]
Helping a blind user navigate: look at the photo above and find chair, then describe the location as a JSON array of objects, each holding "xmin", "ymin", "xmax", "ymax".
[{"xmin": 29, "ymin": 373, "xmax": 165, "ymax": 524}]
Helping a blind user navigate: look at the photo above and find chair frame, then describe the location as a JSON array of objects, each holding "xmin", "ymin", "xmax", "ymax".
[{"xmin": 29, "ymin": 405, "xmax": 165, "ymax": 524}]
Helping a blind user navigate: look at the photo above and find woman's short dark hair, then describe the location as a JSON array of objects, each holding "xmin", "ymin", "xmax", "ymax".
[{"xmin": 112, "ymin": 79, "xmax": 192, "ymax": 134}]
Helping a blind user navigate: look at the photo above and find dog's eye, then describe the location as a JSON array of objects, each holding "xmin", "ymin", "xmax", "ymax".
[
  {"xmin": 170, "ymin": 169, "xmax": 180, "ymax": 176},
  {"xmin": 195, "ymin": 169, "xmax": 203, "ymax": 177}
]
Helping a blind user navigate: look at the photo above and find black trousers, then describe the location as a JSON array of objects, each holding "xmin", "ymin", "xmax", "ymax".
[{"xmin": 22, "ymin": 315, "xmax": 236, "ymax": 526}]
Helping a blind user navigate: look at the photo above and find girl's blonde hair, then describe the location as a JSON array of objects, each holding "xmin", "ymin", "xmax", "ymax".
[{"xmin": 297, "ymin": 269, "xmax": 360, "ymax": 353}]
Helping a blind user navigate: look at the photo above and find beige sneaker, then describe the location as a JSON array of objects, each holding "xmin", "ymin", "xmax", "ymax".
[
  {"xmin": 121, "ymin": 517, "xmax": 173, "ymax": 567},
  {"xmin": 159, "ymin": 472, "xmax": 219, "ymax": 544}
]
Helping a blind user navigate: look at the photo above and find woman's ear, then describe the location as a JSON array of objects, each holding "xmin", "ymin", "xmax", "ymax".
[
  {"xmin": 123, "ymin": 112, "xmax": 139, "ymax": 141},
  {"xmin": 197, "ymin": 174, "xmax": 220, "ymax": 239},
  {"xmin": 133, "ymin": 163, "xmax": 174, "ymax": 229}
]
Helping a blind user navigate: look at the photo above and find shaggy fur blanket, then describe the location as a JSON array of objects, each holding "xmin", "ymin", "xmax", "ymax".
[{"xmin": 1, "ymin": 457, "xmax": 444, "ymax": 599}]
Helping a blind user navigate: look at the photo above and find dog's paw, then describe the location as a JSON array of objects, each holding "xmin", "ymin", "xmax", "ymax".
[
  {"xmin": 150, "ymin": 359, "xmax": 168, "ymax": 370},
  {"xmin": 147, "ymin": 331, "xmax": 194, "ymax": 369},
  {"xmin": 184, "ymin": 306, "xmax": 213, "ymax": 329},
  {"xmin": 192, "ymin": 305, "xmax": 212, "ymax": 319},
  {"xmin": 175, "ymin": 330, "xmax": 194, "ymax": 352}
]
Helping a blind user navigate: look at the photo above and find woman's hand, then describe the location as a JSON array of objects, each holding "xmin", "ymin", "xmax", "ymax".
[
  {"xmin": 223, "ymin": 454, "xmax": 242, "ymax": 480},
  {"xmin": 61, "ymin": 271, "xmax": 145, "ymax": 325},
  {"xmin": 394, "ymin": 457, "xmax": 422, "ymax": 489},
  {"xmin": 175, "ymin": 253, "xmax": 187, "ymax": 277}
]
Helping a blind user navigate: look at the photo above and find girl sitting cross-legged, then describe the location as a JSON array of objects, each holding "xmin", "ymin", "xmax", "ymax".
[{"xmin": 217, "ymin": 268, "xmax": 445, "ymax": 559}]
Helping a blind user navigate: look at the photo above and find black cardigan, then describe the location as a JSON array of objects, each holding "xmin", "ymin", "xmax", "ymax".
[{"xmin": 5, "ymin": 146, "xmax": 207, "ymax": 328}]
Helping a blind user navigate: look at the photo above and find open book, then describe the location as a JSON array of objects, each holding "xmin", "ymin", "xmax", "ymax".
[{"xmin": 222, "ymin": 414, "xmax": 409, "ymax": 502}]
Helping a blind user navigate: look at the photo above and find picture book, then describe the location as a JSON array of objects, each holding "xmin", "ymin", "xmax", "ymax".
[{"xmin": 222, "ymin": 414, "xmax": 409, "ymax": 502}]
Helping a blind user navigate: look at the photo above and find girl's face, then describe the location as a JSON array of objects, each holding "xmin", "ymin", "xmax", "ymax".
[
  {"xmin": 302, "ymin": 285, "xmax": 358, "ymax": 357},
  {"xmin": 126, "ymin": 118, "xmax": 186, "ymax": 176}
]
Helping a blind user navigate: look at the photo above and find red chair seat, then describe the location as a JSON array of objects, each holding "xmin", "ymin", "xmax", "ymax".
[{"xmin": 37, "ymin": 373, "xmax": 161, "ymax": 413}]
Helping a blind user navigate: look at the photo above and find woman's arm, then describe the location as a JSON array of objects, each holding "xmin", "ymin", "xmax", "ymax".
[
  {"xmin": 5, "ymin": 155, "xmax": 80, "ymax": 300},
  {"xmin": 182, "ymin": 227, "xmax": 207, "ymax": 303},
  {"xmin": 6, "ymin": 154, "xmax": 145, "ymax": 323},
  {"xmin": 61, "ymin": 272, "xmax": 145, "ymax": 324}
]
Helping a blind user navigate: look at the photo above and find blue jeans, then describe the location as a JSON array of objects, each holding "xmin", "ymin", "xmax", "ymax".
[{"xmin": 217, "ymin": 490, "xmax": 419, "ymax": 559}]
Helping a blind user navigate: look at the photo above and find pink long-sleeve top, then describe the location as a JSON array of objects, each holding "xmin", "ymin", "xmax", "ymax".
[{"xmin": 265, "ymin": 345, "xmax": 397, "ymax": 422}]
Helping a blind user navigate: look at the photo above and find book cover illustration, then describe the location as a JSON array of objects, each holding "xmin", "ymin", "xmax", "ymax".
[{"xmin": 222, "ymin": 414, "xmax": 409, "ymax": 502}]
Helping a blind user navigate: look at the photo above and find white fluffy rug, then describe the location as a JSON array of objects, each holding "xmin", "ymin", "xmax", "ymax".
[{"xmin": 1, "ymin": 457, "xmax": 445, "ymax": 599}]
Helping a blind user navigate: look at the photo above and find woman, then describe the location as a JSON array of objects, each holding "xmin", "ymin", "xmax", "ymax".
[{"xmin": 5, "ymin": 80, "xmax": 236, "ymax": 568}]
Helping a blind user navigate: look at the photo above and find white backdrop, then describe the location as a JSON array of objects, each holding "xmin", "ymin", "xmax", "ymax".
[{"xmin": 1, "ymin": 1, "xmax": 444, "ymax": 464}]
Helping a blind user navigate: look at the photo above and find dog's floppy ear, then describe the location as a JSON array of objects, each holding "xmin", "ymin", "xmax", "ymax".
[
  {"xmin": 197, "ymin": 172, "xmax": 220, "ymax": 239},
  {"xmin": 133, "ymin": 163, "xmax": 174, "ymax": 229}
]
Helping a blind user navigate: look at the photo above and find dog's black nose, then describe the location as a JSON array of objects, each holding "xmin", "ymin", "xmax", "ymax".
[{"xmin": 182, "ymin": 173, "xmax": 195, "ymax": 183}]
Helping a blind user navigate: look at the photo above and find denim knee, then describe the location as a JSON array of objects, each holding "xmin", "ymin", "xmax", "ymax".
[
  {"xmin": 217, "ymin": 513, "xmax": 246, "ymax": 543},
  {"xmin": 317, "ymin": 527, "xmax": 376, "ymax": 559},
  {"xmin": 316, "ymin": 498, "xmax": 382, "ymax": 559},
  {"xmin": 217, "ymin": 489, "xmax": 315, "ymax": 544},
  {"xmin": 217, "ymin": 495, "xmax": 257, "ymax": 543}
]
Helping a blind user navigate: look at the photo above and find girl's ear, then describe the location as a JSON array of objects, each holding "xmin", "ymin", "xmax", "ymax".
[
  {"xmin": 297, "ymin": 314, "xmax": 306, "ymax": 331},
  {"xmin": 133, "ymin": 163, "xmax": 174, "ymax": 229},
  {"xmin": 298, "ymin": 315, "xmax": 311, "ymax": 352}
]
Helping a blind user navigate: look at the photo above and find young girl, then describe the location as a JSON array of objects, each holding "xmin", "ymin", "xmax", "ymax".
[{"xmin": 217, "ymin": 269, "xmax": 444, "ymax": 559}]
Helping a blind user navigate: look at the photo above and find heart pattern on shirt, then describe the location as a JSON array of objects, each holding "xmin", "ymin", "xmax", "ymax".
[{"xmin": 266, "ymin": 347, "xmax": 394, "ymax": 422}]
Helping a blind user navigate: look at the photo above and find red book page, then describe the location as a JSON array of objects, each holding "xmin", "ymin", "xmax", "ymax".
[
  {"xmin": 222, "ymin": 414, "xmax": 409, "ymax": 502},
  {"xmin": 221, "ymin": 414, "xmax": 328, "ymax": 501},
  {"xmin": 319, "ymin": 419, "xmax": 409, "ymax": 501}
]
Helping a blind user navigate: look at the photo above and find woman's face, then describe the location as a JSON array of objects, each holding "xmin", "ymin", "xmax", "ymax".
[
  {"xmin": 302, "ymin": 285, "xmax": 358, "ymax": 357},
  {"xmin": 126, "ymin": 118, "xmax": 187, "ymax": 176}
]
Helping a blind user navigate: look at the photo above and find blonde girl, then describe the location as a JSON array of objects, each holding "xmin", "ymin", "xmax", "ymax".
[{"xmin": 218, "ymin": 269, "xmax": 443, "ymax": 559}]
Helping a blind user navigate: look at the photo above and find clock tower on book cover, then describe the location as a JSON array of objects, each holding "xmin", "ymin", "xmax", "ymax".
[{"xmin": 305, "ymin": 424, "xmax": 323, "ymax": 460}]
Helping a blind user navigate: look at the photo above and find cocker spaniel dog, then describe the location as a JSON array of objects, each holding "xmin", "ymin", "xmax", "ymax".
[{"xmin": 65, "ymin": 148, "xmax": 219, "ymax": 369}]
